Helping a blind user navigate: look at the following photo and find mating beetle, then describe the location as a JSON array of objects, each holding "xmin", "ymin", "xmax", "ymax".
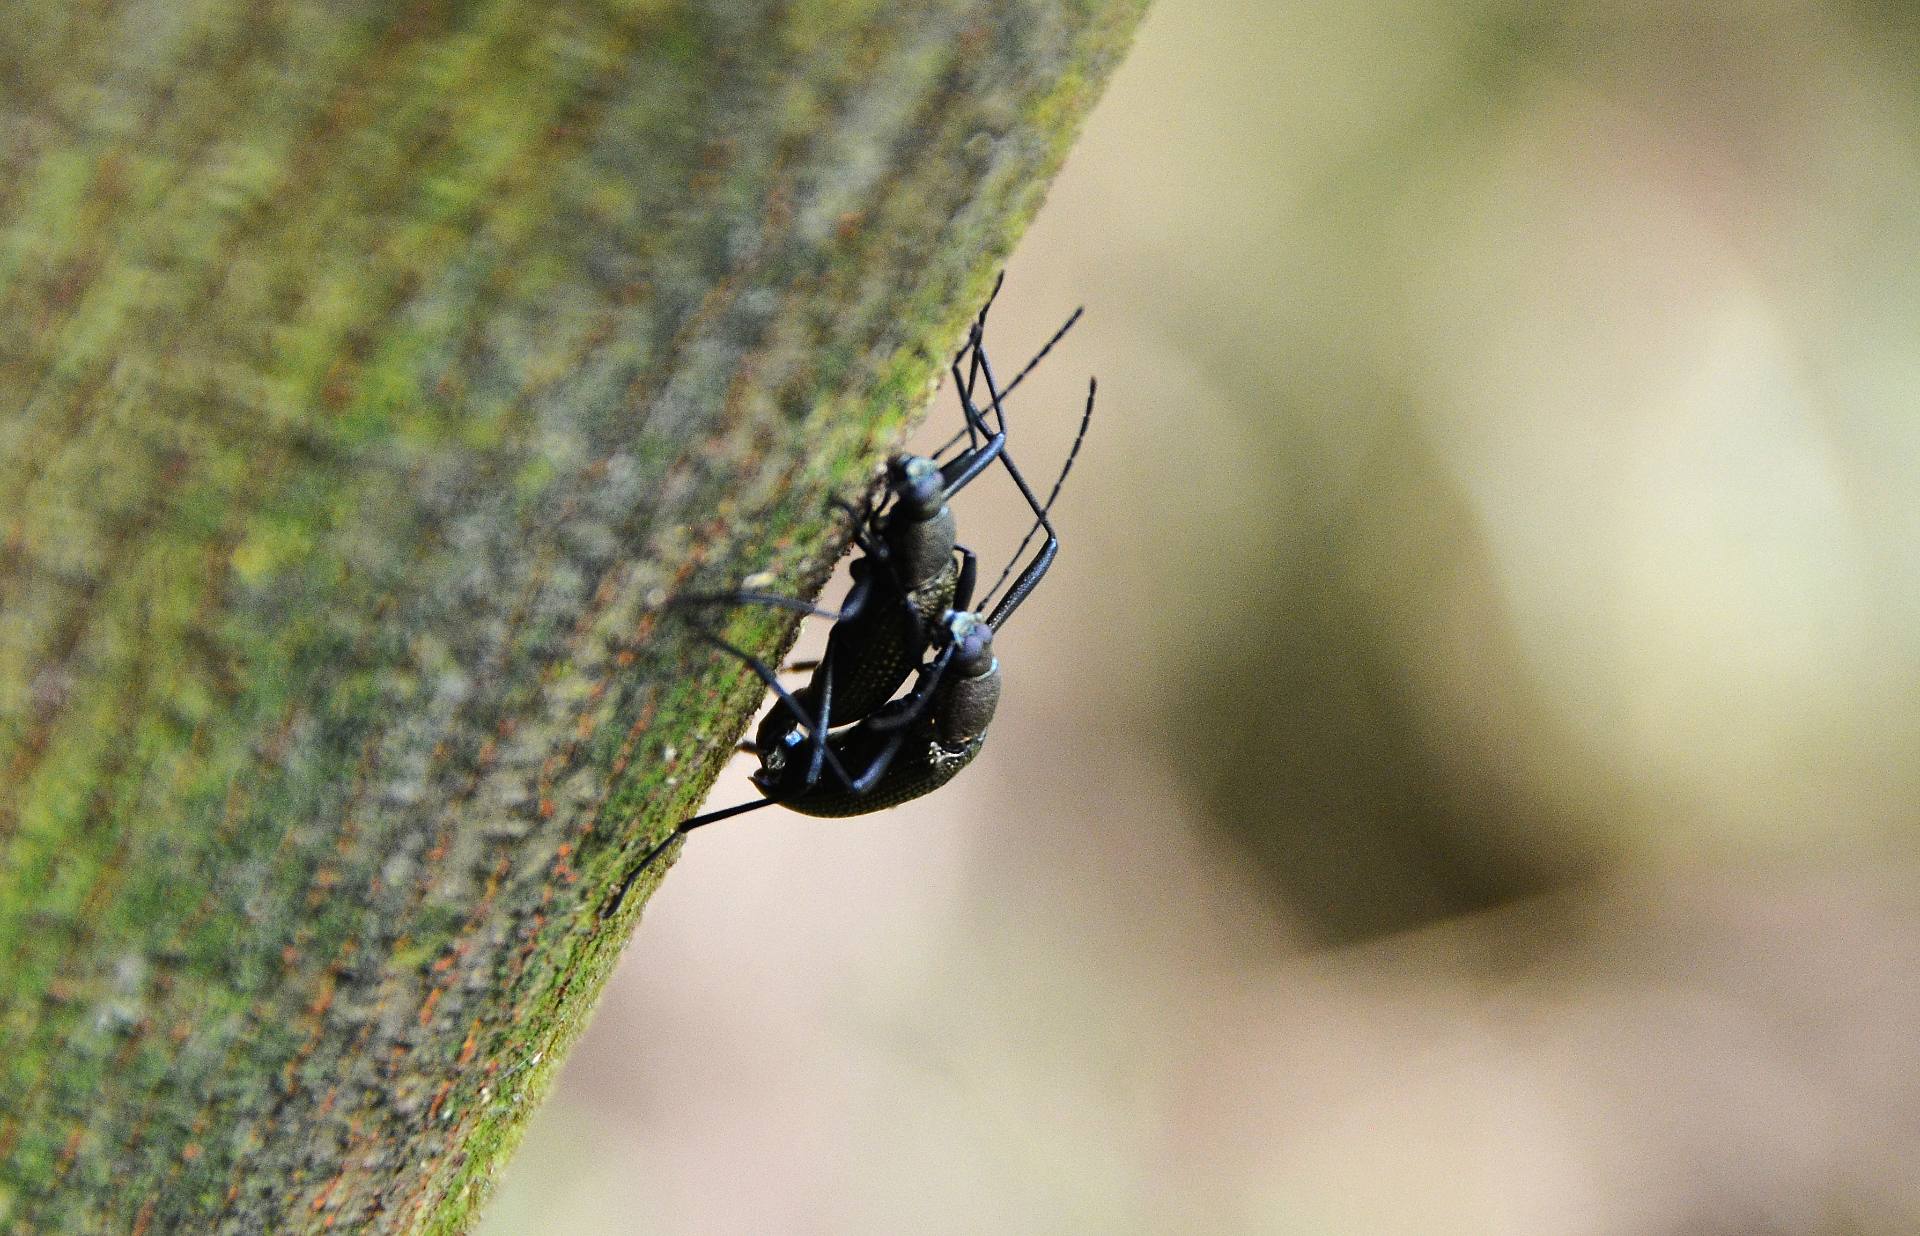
[{"xmin": 605, "ymin": 279, "xmax": 1094, "ymax": 914}]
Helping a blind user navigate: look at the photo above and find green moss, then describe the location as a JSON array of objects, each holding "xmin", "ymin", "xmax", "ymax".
[{"xmin": 0, "ymin": 0, "xmax": 1150, "ymax": 1229}]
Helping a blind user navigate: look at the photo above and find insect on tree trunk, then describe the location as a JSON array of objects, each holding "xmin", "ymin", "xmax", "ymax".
[{"xmin": 0, "ymin": 2, "xmax": 1148, "ymax": 1231}]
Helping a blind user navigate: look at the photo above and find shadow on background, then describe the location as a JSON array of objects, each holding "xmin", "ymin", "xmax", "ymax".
[{"xmin": 1181, "ymin": 400, "xmax": 1593, "ymax": 944}]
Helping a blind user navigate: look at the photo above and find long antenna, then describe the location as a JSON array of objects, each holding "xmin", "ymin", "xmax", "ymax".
[
  {"xmin": 978, "ymin": 377, "xmax": 1096, "ymax": 615},
  {"xmin": 931, "ymin": 305, "xmax": 1085, "ymax": 467}
]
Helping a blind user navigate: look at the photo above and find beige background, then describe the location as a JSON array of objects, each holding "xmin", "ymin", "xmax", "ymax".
[{"xmin": 485, "ymin": 2, "xmax": 1920, "ymax": 1231}]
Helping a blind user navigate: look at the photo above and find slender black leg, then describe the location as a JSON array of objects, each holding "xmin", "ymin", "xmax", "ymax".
[
  {"xmin": 846, "ymin": 650, "xmax": 958, "ymax": 797},
  {"xmin": 836, "ymin": 568, "xmax": 874, "ymax": 625},
  {"xmin": 962, "ymin": 322, "xmax": 1002, "ymax": 440},
  {"xmin": 957, "ymin": 274, "xmax": 1005, "ymax": 453},
  {"xmin": 670, "ymin": 557, "xmax": 875, "ymax": 634},
  {"xmin": 831, "ymin": 496, "xmax": 884, "ymax": 558},
  {"xmin": 939, "ymin": 333, "xmax": 1006, "ymax": 499},
  {"xmin": 864, "ymin": 644, "xmax": 955, "ymax": 735},
  {"xmin": 770, "ymin": 651, "xmax": 957, "ymax": 816},
  {"xmin": 931, "ymin": 298, "xmax": 1084, "ymax": 466},
  {"xmin": 804, "ymin": 653, "xmax": 834, "ymax": 788},
  {"xmin": 967, "ymin": 339, "xmax": 1080, "ymax": 630},
  {"xmin": 952, "ymin": 546, "xmax": 978, "ymax": 614},
  {"xmin": 600, "ymin": 797, "xmax": 781, "ymax": 919},
  {"xmin": 846, "ymin": 720, "xmax": 917, "ymax": 795},
  {"xmin": 937, "ymin": 434, "xmax": 1005, "ymax": 499},
  {"xmin": 695, "ymin": 626, "xmax": 858, "ymax": 787},
  {"xmin": 971, "ymin": 333, "xmax": 1055, "ymax": 535},
  {"xmin": 670, "ymin": 591, "xmax": 853, "ymax": 622},
  {"xmin": 978, "ymin": 377, "xmax": 1097, "ymax": 624}
]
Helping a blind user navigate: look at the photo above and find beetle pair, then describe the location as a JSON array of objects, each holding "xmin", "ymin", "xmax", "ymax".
[{"xmin": 606, "ymin": 279, "xmax": 1093, "ymax": 913}]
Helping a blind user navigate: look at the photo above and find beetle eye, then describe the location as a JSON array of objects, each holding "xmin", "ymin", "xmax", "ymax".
[
  {"xmin": 944, "ymin": 611, "xmax": 995, "ymax": 673},
  {"xmin": 764, "ymin": 729, "xmax": 803, "ymax": 773},
  {"xmin": 887, "ymin": 455, "xmax": 945, "ymax": 517}
]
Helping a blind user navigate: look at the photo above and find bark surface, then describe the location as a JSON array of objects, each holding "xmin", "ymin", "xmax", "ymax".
[{"xmin": 0, "ymin": 2, "xmax": 1147, "ymax": 1229}]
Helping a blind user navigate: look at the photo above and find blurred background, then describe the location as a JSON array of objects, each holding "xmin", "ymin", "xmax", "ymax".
[{"xmin": 484, "ymin": 1, "xmax": 1920, "ymax": 1232}]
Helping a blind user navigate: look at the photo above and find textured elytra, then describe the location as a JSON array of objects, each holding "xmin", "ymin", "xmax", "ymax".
[{"xmin": 0, "ymin": 0, "xmax": 1149, "ymax": 1231}]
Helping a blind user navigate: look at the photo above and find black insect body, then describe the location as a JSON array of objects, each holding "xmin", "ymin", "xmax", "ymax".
[
  {"xmin": 603, "ymin": 283, "xmax": 1092, "ymax": 916},
  {"xmin": 753, "ymin": 608, "xmax": 1001, "ymax": 817},
  {"xmin": 748, "ymin": 452, "xmax": 974, "ymax": 778}
]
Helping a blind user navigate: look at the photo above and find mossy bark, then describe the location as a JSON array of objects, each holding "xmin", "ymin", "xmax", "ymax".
[{"xmin": 0, "ymin": 2, "xmax": 1147, "ymax": 1230}]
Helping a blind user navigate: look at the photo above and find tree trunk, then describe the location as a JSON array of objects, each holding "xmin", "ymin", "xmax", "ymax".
[{"xmin": 0, "ymin": 2, "xmax": 1147, "ymax": 1229}]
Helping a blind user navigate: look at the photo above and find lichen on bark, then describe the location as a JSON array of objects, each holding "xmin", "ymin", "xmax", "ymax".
[{"xmin": 0, "ymin": 1, "xmax": 1149, "ymax": 1230}]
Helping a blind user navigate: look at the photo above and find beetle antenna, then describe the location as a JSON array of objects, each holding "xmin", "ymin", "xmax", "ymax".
[
  {"xmin": 978, "ymin": 376, "xmax": 1096, "ymax": 616},
  {"xmin": 933, "ymin": 304, "xmax": 1084, "ymax": 467},
  {"xmin": 997, "ymin": 306, "xmax": 1083, "ymax": 406}
]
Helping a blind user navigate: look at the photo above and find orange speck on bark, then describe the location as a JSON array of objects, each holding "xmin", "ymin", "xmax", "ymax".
[
  {"xmin": 425, "ymin": 1079, "xmax": 454, "ymax": 1122},
  {"xmin": 310, "ymin": 1172, "xmax": 343, "ymax": 1213}
]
